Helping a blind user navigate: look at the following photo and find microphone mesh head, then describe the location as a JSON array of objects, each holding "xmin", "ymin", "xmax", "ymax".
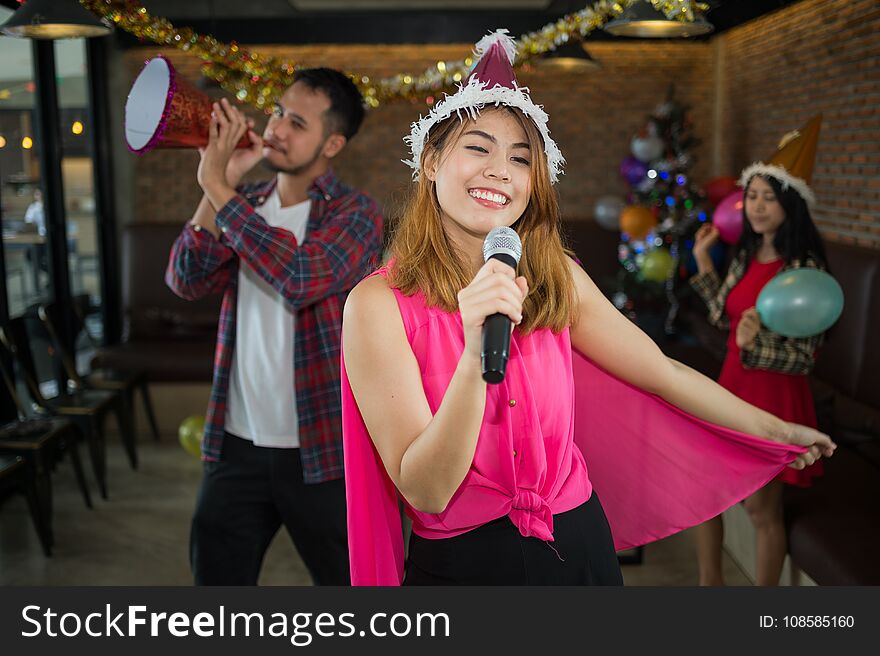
[{"xmin": 483, "ymin": 227, "xmax": 522, "ymax": 265}]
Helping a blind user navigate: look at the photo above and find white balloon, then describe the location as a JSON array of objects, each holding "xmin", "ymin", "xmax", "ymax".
[
  {"xmin": 631, "ymin": 135, "xmax": 664, "ymax": 163},
  {"xmin": 654, "ymin": 102, "xmax": 675, "ymax": 119},
  {"xmin": 636, "ymin": 178, "xmax": 655, "ymax": 193},
  {"xmin": 594, "ymin": 195, "xmax": 625, "ymax": 230},
  {"xmin": 653, "ymin": 158, "xmax": 674, "ymax": 172}
]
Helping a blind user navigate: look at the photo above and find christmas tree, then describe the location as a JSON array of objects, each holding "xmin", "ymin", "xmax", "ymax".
[{"xmin": 609, "ymin": 85, "xmax": 710, "ymax": 334}]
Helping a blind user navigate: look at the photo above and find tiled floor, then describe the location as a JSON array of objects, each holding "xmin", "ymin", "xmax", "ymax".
[{"xmin": 0, "ymin": 436, "xmax": 750, "ymax": 586}]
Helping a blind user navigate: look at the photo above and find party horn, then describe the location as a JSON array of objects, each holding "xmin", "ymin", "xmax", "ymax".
[{"xmin": 125, "ymin": 55, "xmax": 252, "ymax": 154}]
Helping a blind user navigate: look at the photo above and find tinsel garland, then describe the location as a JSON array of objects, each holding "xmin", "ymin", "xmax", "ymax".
[{"xmin": 79, "ymin": 0, "xmax": 708, "ymax": 111}]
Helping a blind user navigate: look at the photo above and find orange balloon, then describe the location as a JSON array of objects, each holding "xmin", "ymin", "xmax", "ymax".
[{"xmin": 620, "ymin": 206, "xmax": 657, "ymax": 240}]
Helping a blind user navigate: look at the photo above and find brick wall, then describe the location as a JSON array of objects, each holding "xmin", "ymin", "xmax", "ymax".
[
  {"xmin": 122, "ymin": 42, "xmax": 714, "ymax": 226},
  {"xmin": 120, "ymin": 0, "xmax": 879, "ymax": 248},
  {"xmin": 717, "ymin": 0, "xmax": 880, "ymax": 248}
]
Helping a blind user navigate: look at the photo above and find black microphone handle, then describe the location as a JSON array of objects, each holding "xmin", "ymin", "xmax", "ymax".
[
  {"xmin": 482, "ymin": 312, "xmax": 511, "ymax": 384},
  {"xmin": 487, "ymin": 252, "xmax": 517, "ymax": 270},
  {"xmin": 481, "ymin": 251, "xmax": 518, "ymax": 384}
]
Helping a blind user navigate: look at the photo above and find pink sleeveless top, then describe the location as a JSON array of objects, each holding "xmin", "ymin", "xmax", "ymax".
[{"xmin": 343, "ymin": 268, "xmax": 806, "ymax": 585}]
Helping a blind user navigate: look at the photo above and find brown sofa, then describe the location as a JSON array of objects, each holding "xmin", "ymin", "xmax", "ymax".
[
  {"xmin": 99, "ymin": 218, "xmax": 880, "ymax": 582},
  {"xmin": 783, "ymin": 242, "xmax": 880, "ymax": 585},
  {"xmin": 560, "ymin": 219, "xmax": 621, "ymax": 295},
  {"xmin": 674, "ymin": 241, "xmax": 880, "ymax": 585},
  {"xmin": 95, "ymin": 219, "xmax": 618, "ymax": 383},
  {"xmin": 563, "ymin": 219, "xmax": 880, "ymax": 584},
  {"xmin": 92, "ymin": 223, "xmax": 221, "ymax": 383}
]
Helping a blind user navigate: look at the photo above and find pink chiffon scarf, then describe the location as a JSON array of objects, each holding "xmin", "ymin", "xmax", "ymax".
[{"xmin": 342, "ymin": 275, "xmax": 804, "ymax": 585}]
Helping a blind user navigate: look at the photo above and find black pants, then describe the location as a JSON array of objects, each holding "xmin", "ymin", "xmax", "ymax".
[
  {"xmin": 26, "ymin": 243, "xmax": 48, "ymax": 274},
  {"xmin": 190, "ymin": 433, "xmax": 350, "ymax": 585},
  {"xmin": 403, "ymin": 493, "xmax": 623, "ymax": 585}
]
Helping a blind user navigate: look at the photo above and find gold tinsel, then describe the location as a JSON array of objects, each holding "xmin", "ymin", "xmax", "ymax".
[{"xmin": 81, "ymin": 0, "xmax": 709, "ymax": 112}]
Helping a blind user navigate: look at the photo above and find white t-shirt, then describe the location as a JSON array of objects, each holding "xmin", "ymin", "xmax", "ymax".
[
  {"xmin": 225, "ymin": 189, "xmax": 311, "ymax": 447},
  {"xmin": 24, "ymin": 200, "xmax": 46, "ymax": 236}
]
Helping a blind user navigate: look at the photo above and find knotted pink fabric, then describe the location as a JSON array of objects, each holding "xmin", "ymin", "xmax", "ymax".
[
  {"xmin": 509, "ymin": 489, "xmax": 554, "ymax": 540},
  {"xmin": 343, "ymin": 268, "xmax": 805, "ymax": 585}
]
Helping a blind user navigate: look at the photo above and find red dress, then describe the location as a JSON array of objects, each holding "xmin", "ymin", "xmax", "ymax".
[{"xmin": 718, "ymin": 258, "xmax": 822, "ymax": 487}]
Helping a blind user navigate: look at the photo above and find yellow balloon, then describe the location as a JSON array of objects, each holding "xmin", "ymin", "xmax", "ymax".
[
  {"xmin": 178, "ymin": 415, "xmax": 206, "ymax": 458},
  {"xmin": 641, "ymin": 248, "xmax": 675, "ymax": 282}
]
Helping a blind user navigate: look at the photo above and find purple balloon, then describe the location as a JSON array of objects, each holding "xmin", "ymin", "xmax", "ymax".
[
  {"xmin": 712, "ymin": 191, "xmax": 744, "ymax": 244},
  {"xmin": 620, "ymin": 156, "xmax": 648, "ymax": 185}
]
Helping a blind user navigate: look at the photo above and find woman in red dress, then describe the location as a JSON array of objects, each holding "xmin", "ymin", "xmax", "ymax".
[{"xmin": 689, "ymin": 127, "xmax": 829, "ymax": 585}]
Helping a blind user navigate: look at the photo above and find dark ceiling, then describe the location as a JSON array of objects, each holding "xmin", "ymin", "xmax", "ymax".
[{"xmin": 1, "ymin": 1, "xmax": 807, "ymax": 46}]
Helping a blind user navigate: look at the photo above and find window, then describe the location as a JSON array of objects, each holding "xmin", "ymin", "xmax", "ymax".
[
  {"xmin": 0, "ymin": 14, "xmax": 107, "ymax": 398},
  {"xmin": 0, "ymin": 13, "xmax": 47, "ymax": 319}
]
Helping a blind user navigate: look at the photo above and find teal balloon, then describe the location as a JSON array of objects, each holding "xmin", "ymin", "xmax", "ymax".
[{"xmin": 756, "ymin": 269, "xmax": 844, "ymax": 338}]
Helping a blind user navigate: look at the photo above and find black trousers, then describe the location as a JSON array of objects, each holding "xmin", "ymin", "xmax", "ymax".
[
  {"xmin": 403, "ymin": 492, "xmax": 623, "ymax": 586},
  {"xmin": 190, "ymin": 433, "xmax": 350, "ymax": 585}
]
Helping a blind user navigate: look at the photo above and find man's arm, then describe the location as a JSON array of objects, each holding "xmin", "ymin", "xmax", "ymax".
[
  {"xmin": 168, "ymin": 99, "xmax": 264, "ymax": 301},
  {"xmin": 189, "ymin": 194, "xmax": 223, "ymax": 239},
  {"xmin": 165, "ymin": 196, "xmax": 237, "ymax": 301},
  {"xmin": 189, "ymin": 95, "xmax": 383, "ymax": 307},
  {"xmin": 214, "ymin": 192, "xmax": 384, "ymax": 309}
]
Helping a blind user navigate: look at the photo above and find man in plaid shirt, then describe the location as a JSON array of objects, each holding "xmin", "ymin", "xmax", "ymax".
[{"xmin": 166, "ymin": 69, "xmax": 383, "ymax": 585}]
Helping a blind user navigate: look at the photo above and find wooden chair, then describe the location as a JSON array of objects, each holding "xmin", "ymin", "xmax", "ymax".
[
  {"xmin": 0, "ymin": 349, "xmax": 91, "ymax": 510},
  {"xmin": 0, "ymin": 454, "xmax": 52, "ymax": 556},
  {"xmin": 41, "ymin": 299, "xmax": 160, "ymax": 445},
  {"xmin": 0, "ymin": 318, "xmax": 134, "ymax": 500},
  {"xmin": 69, "ymin": 295, "xmax": 160, "ymax": 441}
]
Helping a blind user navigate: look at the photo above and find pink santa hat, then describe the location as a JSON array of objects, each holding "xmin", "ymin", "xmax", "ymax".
[{"xmin": 403, "ymin": 29, "xmax": 565, "ymax": 184}]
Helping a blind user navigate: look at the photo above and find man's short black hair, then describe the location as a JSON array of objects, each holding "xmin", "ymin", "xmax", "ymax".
[{"xmin": 292, "ymin": 68, "xmax": 366, "ymax": 140}]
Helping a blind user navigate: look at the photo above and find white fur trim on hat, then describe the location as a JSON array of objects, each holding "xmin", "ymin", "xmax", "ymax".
[
  {"xmin": 402, "ymin": 30, "xmax": 564, "ymax": 184},
  {"xmin": 473, "ymin": 28, "xmax": 517, "ymax": 66},
  {"xmin": 738, "ymin": 162, "xmax": 817, "ymax": 208}
]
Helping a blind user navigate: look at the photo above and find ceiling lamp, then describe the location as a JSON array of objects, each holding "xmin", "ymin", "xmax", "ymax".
[
  {"xmin": 604, "ymin": 1, "xmax": 714, "ymax": 38},
  {"xmin": 0, "ymin": 0, "xmax": 112, "ymax": 39},
  {"xmin": 539, "ymin": 41, "xmax": 600, "ymax": 70}
]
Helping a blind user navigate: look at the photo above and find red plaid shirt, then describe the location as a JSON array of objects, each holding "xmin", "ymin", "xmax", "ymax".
[{"xmin": 166, "ymin": 170, "xmax": 383, "ymax": 483}]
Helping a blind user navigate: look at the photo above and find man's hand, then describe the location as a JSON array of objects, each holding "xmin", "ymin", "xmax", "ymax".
[
  {"xmin": 197, "ymin": 98, "xmax": 261, "ymax": 211},
  {"xmin": 225, "ymin": 112, "xmax": 264, "ymax": 188}
]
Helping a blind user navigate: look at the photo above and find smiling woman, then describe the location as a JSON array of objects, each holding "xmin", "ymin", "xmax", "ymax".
[
  {"xmin": 389, "ymin": 102, "xmax": 574, "ymax": 335},
  {"xmin": 339, "ymin": 29, "xmax": 834, "ymax": 587},
  {"xmin": 428, "ymin": 113, "xmax": 531, "ymax": 239}
]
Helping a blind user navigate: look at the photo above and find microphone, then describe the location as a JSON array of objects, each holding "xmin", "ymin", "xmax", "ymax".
[{"xmin": 481, "ymin": 226, "xmax": 523, "ymax": 384}]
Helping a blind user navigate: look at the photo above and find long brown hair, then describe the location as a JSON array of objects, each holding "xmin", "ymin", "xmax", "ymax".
[{"xmin": 388, "ymin": 106, "xmax": 575, "ymax": 334}]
